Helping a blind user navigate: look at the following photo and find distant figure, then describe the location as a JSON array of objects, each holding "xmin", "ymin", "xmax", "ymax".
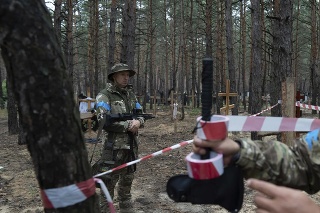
[{"xmin": 95, "ymin": 63, "xmax": 146, "ymax": 212}]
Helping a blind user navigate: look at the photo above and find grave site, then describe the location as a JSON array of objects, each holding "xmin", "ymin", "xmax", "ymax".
[
  {"xmin": 1, "ymin": 82, "xmax": 320, "ymax": 212},
  {"xmin": 2, "ymin": 1, "xmax": 320, "ymax": 213}
]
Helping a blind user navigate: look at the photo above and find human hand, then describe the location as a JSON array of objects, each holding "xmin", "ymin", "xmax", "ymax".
[
  {"xmin": 247, "ymin": 178, "xmax": 320, "ymax": 213},
  {"xmin": 128, "ymin": 119, "xmax": 140, "ymax": 133},
  {"xmin": 192, "ymin": 135, "xmax": 240, "ymax": 165}
]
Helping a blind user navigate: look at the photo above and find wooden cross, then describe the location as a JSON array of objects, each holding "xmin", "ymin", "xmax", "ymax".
[
  {"xmin": 218, "ymin": 79, "xmax": 237, "ymax": 115},
  {"xmin": 79, "ymin": 88, "xmax": 96, "ymax": 134}
]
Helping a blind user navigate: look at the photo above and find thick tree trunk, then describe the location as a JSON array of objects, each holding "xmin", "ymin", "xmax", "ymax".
[
  {"xmin": 225, "ymin": 0, "xmax": 238, "ymax": 115},
  {"xmin": 310, "ymin": 0, "xmax": 318, "ymax": 115},
  {"xmin": 0, "ymin": 61, "xmax": 4, "ymax": 109},
  {"xmin": 108, "ymin": 0, "xmax": 117, "ymax": 74},
  {"xmin": 240, "ymin": 0, "xmax": 247, "ymax": 111},
  {"xmin": 0, "ymin": 1, "xmax": 99, "ymax": 212},
  {"xmin": 66, "ymin": 0, "xmax": 74, "ymax": 84},
  {"xmin": 53, "ymin": 0, "xmax": 62, "ymax": 45},
  {"xmin": 270, "ymin": 0, "xmax": 282, "ymax": 118},
  {"xmin": 250, "ymin": 0, "xmax": 263, "ymax": 140},
  {"xmin": 6, "ymin": 77, "xmax": 19, "ymax": 135}
]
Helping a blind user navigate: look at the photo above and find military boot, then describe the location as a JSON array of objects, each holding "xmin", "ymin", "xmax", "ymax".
[{"xmin": 119, "ymin": 200, "xmax": 134, "ymax": 213}]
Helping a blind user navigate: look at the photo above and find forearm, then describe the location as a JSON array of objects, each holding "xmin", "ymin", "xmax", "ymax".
[
  {"xmin": 104, "ymin": 121, "xmax": 130, "ymax": 133},
  {"xmin": 236, "ymin": 138, "xmax": 318, "ymax": 193}
]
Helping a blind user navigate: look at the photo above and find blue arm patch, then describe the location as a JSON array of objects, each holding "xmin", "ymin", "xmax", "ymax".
[
  {"xmin": 305, "ymin": 129, "xmax": 320, "ymax": 150},
  {"xmin": 96, "ymin": 101, "xmax": 111, "ymax": 111},
  {"xmin": 135, "ymin": 102, "xmax": 142, "ymax": 109}
]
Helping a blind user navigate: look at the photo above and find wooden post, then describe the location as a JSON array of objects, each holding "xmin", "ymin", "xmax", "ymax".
[
  {"xmin": 153, "ymin": 89, "xmax": 157, "ymax": 115},
  {"xmin": 281, "ymin": 77, "xmax": 296, "ymax": 146},
  {"xmin": 218, "ymin": 79, "xmax": 237, "ymax": 115},
  {"xmin": 295, "ymin": 91, "xmax": 304, "ymax": 137},
  {"xmin": 170, "ymin": 90, "xmax": 174, "ymax": 120}
]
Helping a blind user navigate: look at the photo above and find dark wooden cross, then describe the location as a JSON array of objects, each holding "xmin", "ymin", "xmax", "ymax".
[{"xmin": 218, "ymin": 79, "xmax": 237, "ymax": 115}]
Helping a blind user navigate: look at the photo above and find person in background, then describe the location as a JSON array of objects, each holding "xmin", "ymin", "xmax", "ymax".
[
  {"xmin": 192, "ymin": 128, "xmax": 320, "ymax": 213},
  {"xmin": 95, "ymin": 63, "xmax": 145, "ymax": 213}
]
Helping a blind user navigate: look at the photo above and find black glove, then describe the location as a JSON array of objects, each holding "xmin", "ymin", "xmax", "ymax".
[{"xmin": 166, "ymin": 165, "xmax": 244, "ymax": 213}]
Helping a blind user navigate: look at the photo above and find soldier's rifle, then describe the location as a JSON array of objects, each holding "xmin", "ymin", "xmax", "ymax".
[{"xmin": 90, "ymin": 110, "xmax": 155, "ymax": 165}]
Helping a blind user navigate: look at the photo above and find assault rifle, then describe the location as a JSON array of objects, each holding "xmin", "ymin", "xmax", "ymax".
[
  {"xmin": 95, "ymin": 109, "xmax": 155, "ymax": 140},
  {"xmin": 103, "ymin": 110, "xmax": 155, "ymax": 129},
  {"xmin": 94, "ymin": 110, "xmax": 155, "ymax": 172},
  {"xmin": 91, "ymin": 110, "xmax": 155, "ymax": 168}
]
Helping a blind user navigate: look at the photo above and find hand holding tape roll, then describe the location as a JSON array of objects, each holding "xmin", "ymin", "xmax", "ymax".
[
  {"xmin": 186, "ymin": 115, "xmax": 229, "ymax": 180},
  {"xmin": 166, "ymin": 58, "xmax": 244, "ymax": 212}
]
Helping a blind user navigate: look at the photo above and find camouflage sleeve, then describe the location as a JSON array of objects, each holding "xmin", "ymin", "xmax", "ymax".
[
  {"xmin": 95, "ymin": 93, "xmax": 110, "ymax": 114},
  {"xmin": 132, "ymin": 95, "xmax": 145, "ymax": 128},
  {"xmin": 236, "ymin": 128, "xmax": 320, "ymax": 194},
  {"xmin": 95, "ymin": 92, "xmax": 129, "ymax": 133}
]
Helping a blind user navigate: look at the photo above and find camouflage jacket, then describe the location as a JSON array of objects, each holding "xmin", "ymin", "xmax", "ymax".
[
  {"xmin": 236, "ymin": 128, "xmax": 320, "ymax": 194},
  {"xmin": 95, "ymin": 83, "xmax": 145, "ymax": 150}
]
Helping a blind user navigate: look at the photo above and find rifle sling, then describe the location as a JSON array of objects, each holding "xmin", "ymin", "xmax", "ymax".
[{"xmin": 128, "ymin": 132, "xmax": 137, "ymax": 173}]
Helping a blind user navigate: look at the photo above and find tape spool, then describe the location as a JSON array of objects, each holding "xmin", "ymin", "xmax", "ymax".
[
  {"xmin": 196, "ymin": 115, "xmax": 229, "ymax": 140},
  {"xmin": 186, "ymin": 115, "xmax": 229, "ymax": 180},
  {"xmin": 186, "ymin": 151, "xmax": 223, "ymax": 180}
]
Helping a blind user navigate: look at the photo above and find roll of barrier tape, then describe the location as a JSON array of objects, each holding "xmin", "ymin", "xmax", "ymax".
[
  {"xmin": 196, "ymin": 115, "xmax": 229, "ymax": 140},
  {"xmin": 186, "ymin": 115, "xmax": 228, "ymax": 180},
  {"xmin": 186, "ymin": 151, "xmax": 223, "ymax": 180}
]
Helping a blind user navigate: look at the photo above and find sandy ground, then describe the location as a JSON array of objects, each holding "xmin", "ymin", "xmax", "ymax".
[{"xmin": 1, "ymin": 108, "xmax": 320, "ymax": 212}]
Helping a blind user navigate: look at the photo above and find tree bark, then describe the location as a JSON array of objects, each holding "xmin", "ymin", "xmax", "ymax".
[
  {"xmin": 250, "ymin": 0, "xmax": 263, "ymax": 139},
  {"xmin": 0, "ymin": 1, "xmax": 99, "ymax": 212},
  {"xmin": 53, "ymin": 0, "xmax": 62, "ymax": 45},
  {"xmin": 225, "ymin": 0, "xmax": 238, "ymax": 115},
  {"xmin": 6, "ymin": 76, "xmax": 19, "ymax": 135}
]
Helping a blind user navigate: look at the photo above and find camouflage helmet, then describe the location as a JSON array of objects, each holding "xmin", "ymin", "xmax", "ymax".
[{"xmin": 108, "ymin": 63, "xmax": 136, "ymax": 81}]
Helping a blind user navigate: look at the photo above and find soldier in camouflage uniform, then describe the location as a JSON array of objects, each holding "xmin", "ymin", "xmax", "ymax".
[
  {"xmin": 193, "ymin": 128, "xmax": 320, "ymax": 212},
  {"xmin": 95, "ymin": 63, "xmax": 145, "ymax": 213}
]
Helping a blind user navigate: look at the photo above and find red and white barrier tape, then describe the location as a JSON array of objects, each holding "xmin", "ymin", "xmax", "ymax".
[
  {"xmin": 94, "ymin": 178, "xmax": 116, "ymax": 213},
  {"xmin": 94, "ymin": 115, "xmax": 320, "ymax": 179},
  {"xmin": 250, "ymin": 102, "xmax": 280, "ymax": 117},
  {"xmin": 296, "ymin": 101, "xmax": 320, "ymax": 111},
  {"xmin": 40, "ymin": 178, "xmax": 96, "ymax": 209},
  {"xmin": 228, "ymin": 116, "xmax": 320, "ymax": 132},
  {"xmin": 94, "ymin": 139, "xmax": 194, "ymax": 178},
  {"xmin": 40, "ymin": 114, "xmax": 320, "ymax": 210},
  {"xmin": 40, "ymin": 178, "xmax": 116, "ymax": 212},
  {"xmin": 196, "ymin": 115, "xmax": 228, "ymax": 140},
  {"xmin": 187, "ymin": 115, "xmax": 228, "ymax": 180},
  {"xmin": 186, "ymin": 151, "xmax": 223, "ymax": 179}
]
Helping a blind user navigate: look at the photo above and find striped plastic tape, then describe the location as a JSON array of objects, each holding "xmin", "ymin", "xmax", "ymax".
[
  {"xmin": 186, "ymin": 115, "xmax": 228, "ymax": 180},
  {"xmin": 227, "ymin": 116, "xmax": 320, "ymax": 132},
  {"xmin": 186, "ymin": 151, "xmax": 223, "ymax": 180},
  {"xmin": 40, "ymin": 178, "xmax": 95, "ymax": 209},
  {"xmin": 196, "ymin": 115, "xmax": 229, "ymax": 140}
]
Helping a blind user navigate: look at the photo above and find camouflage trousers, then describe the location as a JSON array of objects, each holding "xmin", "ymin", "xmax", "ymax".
[{"xmin": 99, "ymin": 149, "xmax": 136, "ymax": 213}]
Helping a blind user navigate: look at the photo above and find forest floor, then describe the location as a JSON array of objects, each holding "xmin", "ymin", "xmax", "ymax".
[{"xmin": 1, "ymin": 106, "xmax": 320, "ymax": 213}]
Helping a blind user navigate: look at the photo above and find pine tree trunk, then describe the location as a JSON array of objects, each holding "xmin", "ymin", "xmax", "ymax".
[
  {"xmin": 250, "ymin": 0, "xmax": 263, "ymax": 140},
  {"xmin": 0, "ymin": 1, "xmax": 99, "ymax": 212}
]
